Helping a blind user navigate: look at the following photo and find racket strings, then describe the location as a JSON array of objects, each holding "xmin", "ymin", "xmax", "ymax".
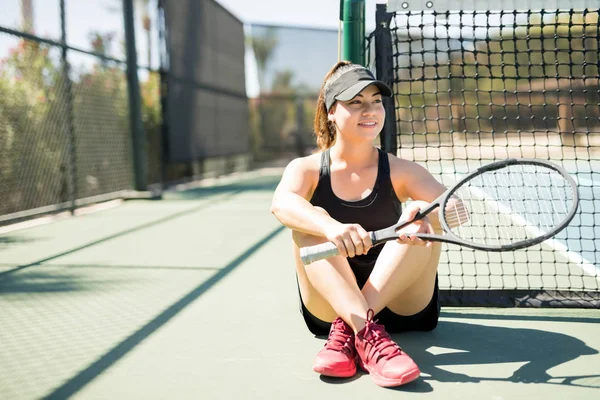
[{"xmin": 444, "ymin": 164, "xmax": 574, "ymax": 246}]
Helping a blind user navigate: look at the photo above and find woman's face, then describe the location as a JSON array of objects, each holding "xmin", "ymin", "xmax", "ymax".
[{"xmin": 329, "ymin": 84, "xmax": 385, "ymax": 142}]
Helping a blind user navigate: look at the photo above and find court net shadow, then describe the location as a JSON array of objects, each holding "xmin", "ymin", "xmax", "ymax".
[{"xmin": 394, "ymin": 319, "xmax": 599, "ymax": 390}]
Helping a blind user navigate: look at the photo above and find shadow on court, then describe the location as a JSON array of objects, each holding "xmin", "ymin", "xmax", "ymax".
[
  {"xmin": 393, "ymin": 319, "xmax": 599, "ymax": 391},
  {"xmin": 442, "ymin": 311, "xmax": 600, "ymax": 324},
  {"xmin": 0, "ymin": 189, "xmax": 251, "ymax": 279},
  {"xmin": 319, "ymin": 318, "xmax": 599, "ymax": 393},
  {"xmin": 164, "ymin": 176, "xmax": 280, "ymax": 200},
  {"xmin": 0, "ymin": 270, "xmax": 114, "ymax": 294},
  {"xmin": 39, "ymin": 224, "xmax": 285, "ymax": 400},
  {"xmin": 0, "ymin": 235, "xmax": 41, "ymax": 248}
]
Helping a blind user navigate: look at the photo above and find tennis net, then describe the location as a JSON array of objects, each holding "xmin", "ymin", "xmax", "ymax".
[{"xmin": 368, "ymin": 4, "xmax": 600, "ymax": 307}]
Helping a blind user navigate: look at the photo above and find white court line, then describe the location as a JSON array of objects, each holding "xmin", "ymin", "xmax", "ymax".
[{"xmin": 444, "ymin": 170, "xmax": 600, "ymax": 282}]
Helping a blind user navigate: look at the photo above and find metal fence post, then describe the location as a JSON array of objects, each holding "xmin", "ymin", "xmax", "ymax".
[
  {"xmin": 123, "ymin": 0, "xmax": 147, "ymax": 191},
  {"xmin": 341, "ymin": 0, "xmax": 365, "ymax": 65},
  {"xmin": 59, "ymin": 0, "xmax": 77, "ymax": 212},
  {"xmin": 158, "ymin": 0, "xmax": 170, "ymax": 187},
  {"xmin": 375, "ymin": 4, "xmax": 398, "ymax": 154}
]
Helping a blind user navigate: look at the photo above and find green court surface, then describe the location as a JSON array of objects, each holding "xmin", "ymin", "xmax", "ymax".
[{"xmin": 1, "ymin": 170, "xmax": 599, "ymax": 400}]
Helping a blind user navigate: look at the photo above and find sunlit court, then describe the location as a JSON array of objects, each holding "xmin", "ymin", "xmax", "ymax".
[{"xmin": 1, "ymin": 1, "xmax": 599, "ymax": 399}]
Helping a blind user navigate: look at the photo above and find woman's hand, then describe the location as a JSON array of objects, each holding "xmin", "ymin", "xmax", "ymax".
[
  {"xmin": 396, "ymin": 202, "xmax": 434, "ymax": 247},
  {"xmin": 324, "ymin": 222, "xmax": 372, "ymax": 258}
]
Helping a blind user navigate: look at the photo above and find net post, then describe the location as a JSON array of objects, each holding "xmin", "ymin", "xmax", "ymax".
[
  {"xmin": 123, "ymin": 0, "xmax": 148, "ymax": 191},
  {"xmin": 342, "ymin": 0, "xmax": 365, "ymax": 64},
  {"xmin": 374, "ymin": 4, "xmax": 398, "ymax": 154}
]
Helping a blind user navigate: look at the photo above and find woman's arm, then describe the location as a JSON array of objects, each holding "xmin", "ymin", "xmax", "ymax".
[
  {"xmin": 270, "ymin": 156, "xmax": 372, "ymax": 257},
  {"xmin": 389, "ymin": 156, "xmax": 448, "ymax": 233},
  {"xmin": 270, "ymin": 157, "xmax": 336, "ymax": 237}
]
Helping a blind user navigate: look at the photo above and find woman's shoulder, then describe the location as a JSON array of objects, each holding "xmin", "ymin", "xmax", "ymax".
[
  {"xmin": 276, "ymin": 153, "xmax": 323, "ymax": 199},
  {"xmin": 385, "ymin": 152, "xmax": 423, "ymax": 174},
  {"xmin": 385, "ymin": 152, "xmax": 434, "ymax": 201},
  {"xmin": 282, "ymin": 152, "xmax": 323, "ymax": 179}
]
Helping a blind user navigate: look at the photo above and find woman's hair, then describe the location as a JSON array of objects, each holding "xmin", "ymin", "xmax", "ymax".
[{"xmin": 313, "ymin": 61, "xmax": 365, "ymax": 151}]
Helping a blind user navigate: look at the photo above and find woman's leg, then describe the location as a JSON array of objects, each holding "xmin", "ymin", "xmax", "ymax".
[
  {"xmin": 293, "ymin": 208, "xmax": 373, "ymax": 378},
  {"xmin": 294, "ymin": 212, "xmax": 441, "ymax": 386},
  {"xmin": 351, "ymin": 240, "xmax": 439, "ymax": 388},
  {"xmin": 361, "ymin": 240, "xmax": 442, "ymax": 317},
  {"xmin": 292, "ymin": 223, "xmax": 370, "ymax": 333}
]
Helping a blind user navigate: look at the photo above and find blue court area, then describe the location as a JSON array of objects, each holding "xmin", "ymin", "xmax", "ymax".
[{"xmin": 0, "ymin": 169, "xmax": 599, "ymax": 399}]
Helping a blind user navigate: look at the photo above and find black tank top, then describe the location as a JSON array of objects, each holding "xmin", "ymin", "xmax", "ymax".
[{"xmin": 310, "ymin": 148, "xmax": 403, "ymax": 259}]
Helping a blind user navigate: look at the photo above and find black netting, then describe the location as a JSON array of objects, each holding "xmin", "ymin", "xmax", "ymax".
[
  {"xmin": 370, "ymin": 7, "xmax": 600, "ymax": 307},
  {"xmin": 162, "ymin": 0, "xmax": 248, "ymax": 163}
]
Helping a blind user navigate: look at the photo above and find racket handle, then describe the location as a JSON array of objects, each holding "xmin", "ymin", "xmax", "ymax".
[{"xmin": 300, "ymin": 242, "xmax": 340, "ymax": 265}]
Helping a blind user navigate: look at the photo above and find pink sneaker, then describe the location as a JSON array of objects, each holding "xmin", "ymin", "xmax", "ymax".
[
  {"xmin": 355, "ymin": 309, "xmax": 420, "ymax": 387},
  {"xmin": 313, "ymin": 317, "xmax": 357, "ymax": 378}
]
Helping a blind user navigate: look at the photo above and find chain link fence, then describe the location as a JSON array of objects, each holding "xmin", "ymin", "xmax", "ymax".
[
  {"xmin": 0, "ymin": 0, "xmax": 233, "ymax": 224},
  {"xmin": 0, "ymin": 1, "xmax": 150, "ymax": 224},
  {"xmin": 2, "ymin": 7, "xmax": 353, "ymax": 224}
]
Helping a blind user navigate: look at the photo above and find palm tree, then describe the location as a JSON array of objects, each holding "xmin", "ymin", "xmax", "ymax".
[
  {"xmin": 248, "ymin": 27, "xmax": 278, "ymax": 94},
  {"xmin": 246, "ymin": 28, "xmax": 278, "ymax": 160}
]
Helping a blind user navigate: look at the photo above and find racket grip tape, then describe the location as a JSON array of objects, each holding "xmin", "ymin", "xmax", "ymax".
[{"xmin": 300, "ymin": 242, "xmax": 340, "ymax": 265}]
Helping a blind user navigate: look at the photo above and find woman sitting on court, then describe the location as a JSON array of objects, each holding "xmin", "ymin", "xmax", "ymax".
[{"xmin": 270, "ymin": 61, "xmax": 447, "ymax": 388}]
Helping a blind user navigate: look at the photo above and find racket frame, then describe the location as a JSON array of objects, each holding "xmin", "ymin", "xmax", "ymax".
[{"xmin": 379, "ymin": 158, "xmax": 580, "ymax": 251}]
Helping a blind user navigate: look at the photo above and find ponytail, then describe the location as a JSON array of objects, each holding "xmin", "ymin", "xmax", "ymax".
[
  {"xmin": 313, "ymin": 61, "xmax": 354, "ymax": 151},
  {"xmin": 313, "ymin": 94, "xmax": 336, "ymax": 151}
]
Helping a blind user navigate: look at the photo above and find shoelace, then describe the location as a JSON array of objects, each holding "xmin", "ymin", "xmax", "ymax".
[
  {"xmin": 360, "ymin": 309, "xmax": 402, "ymax": 363},
  {"xmin": 324, "ymin": 318, "xmax": 354, "ymax": 355}
]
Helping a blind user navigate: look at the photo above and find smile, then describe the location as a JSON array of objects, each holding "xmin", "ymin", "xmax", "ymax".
[{"xmin": 358, "ymin": 122, "xmax": 377, "ymax": 127}]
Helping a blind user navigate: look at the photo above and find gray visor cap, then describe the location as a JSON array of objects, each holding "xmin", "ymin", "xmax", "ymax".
[{"xmin": 325, "ymin": 67, "xmax": 392, "ymax": 111}]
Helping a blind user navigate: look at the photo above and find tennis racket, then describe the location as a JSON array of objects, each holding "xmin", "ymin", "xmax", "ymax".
[{"xmin": 300, "ymin": 158, "xmax": 579, "ymax": 265}]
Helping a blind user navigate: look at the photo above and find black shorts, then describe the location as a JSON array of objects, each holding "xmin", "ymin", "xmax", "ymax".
[{"xmin": 298, "ymin": 255, "xmax": 440, "ymax": 336}]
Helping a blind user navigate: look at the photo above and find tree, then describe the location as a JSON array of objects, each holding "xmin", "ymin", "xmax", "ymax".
[
  {"xmin": 271, "ymin": 70, "xmax": 294, "ymax": 95},
  {"xmin": 246, "ymin": 28, "xmax": 279, "ymax": 160},
  {"xmin": 248, "ymin": 27, "xmax": 278, "ymax": 94},
  {"xmin": 88, "ymin": 31, "xmax": 116, "ymax": 67}
]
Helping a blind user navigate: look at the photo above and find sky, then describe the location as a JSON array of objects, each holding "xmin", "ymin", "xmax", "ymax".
[
  {"xmin": 0, "ymin": 0, "xmax": 535, "ymax": 96},
  {"xmin": 0, "ymin": 0, "xmax": 386, "ymax": 96},
  {"xmin": 216, "ymin": 0, "xmax": 385, "ymax": 29},
  {"xmin": 217, "ymin": 0, "xmax": 386, "ymax": 96},
  {"xmin": 0, "ymin": 0, "xmax": 160, "ymax": 69},
  {"xmin": 0, "ymin": 0, "xmax": 385, "ymax": 61}
]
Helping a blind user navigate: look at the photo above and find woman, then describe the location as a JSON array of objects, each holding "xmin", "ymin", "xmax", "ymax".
[{"xmin": 270, "ymin": 61, "xmax": 447, "ymax": 388}]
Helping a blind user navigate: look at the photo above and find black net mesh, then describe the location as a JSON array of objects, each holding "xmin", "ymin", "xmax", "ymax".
[
  {"xmin": 369, "ymin": 7, "xmax": 600, "ymax": 307},
  {"xmin": 162, "ymin": 0, "xmax": 249, "ymax": 163}
]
